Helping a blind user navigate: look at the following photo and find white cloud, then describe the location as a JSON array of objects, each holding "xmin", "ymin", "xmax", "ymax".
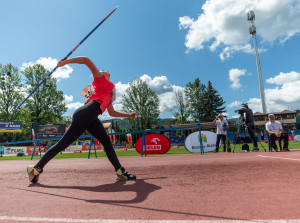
[
  {"xmin": 66, "ymin": 102, "xmax": 84, "ymax": 110},
  {"xmin": 219, "ymin": 44, "xmax": 254, "ymax": 60},
  {"xmin": 140, "ymin": 75, "xmax": 184, "ymax": 114},
  {"xmin": 64, "ymin": 95, "xmax": 73, "ymax": 103},
  {"xmin": 114, "ymin": 81, "xmax": 129, "ymax": 104},
  {"xmin": 140, "ymin": 74, "xmax": 173, "ymax": 94},
  {"xmin": 229, "ymin": 68, "xmax": 246, "ymax": 89},
  {"xmin": 179, "ymin": 0, "xmax": 300, "ymax": 60},
  {"xmin": 21, "ymin": 57, "xmax": 73, "ymax": 81},
  {"xmin": 266, "ymin": 71, "xmax": 300, "ymax": 85},
  {"xmin": 234, "ymin": 71, "xmax": 300, "ymax": 113},
  {"xmin": 227, "ymin": 100, "xmax": 242, "ymax": 108},
  {"xmin": 109, "ymin": 74, "xmax": 184, "ymax": 116},
  {"xmin": 264, "ymin": 71, "xmax": 300, "ymax": 106}
]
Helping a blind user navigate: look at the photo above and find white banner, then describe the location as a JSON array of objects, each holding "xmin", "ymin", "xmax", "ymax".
[
  {"xmin": 4, "ymin": 146, "xmax": 27, "ymax": 154},
  {"xmin": 184, "ymin": 131, "xmax": 217, "ymax": 153},
  {"xmin": 294, "ymin": 135, "xmax": 300, "ymax": 141},
  {"xmin": 65, "ymin": 145, "xmax": 82, "ymax": 151}
]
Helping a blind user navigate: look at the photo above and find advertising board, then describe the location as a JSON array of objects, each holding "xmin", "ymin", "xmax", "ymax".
[
  {"xmin": 0, "ymin": 120, "xmax": 22, "ymax": 132},
  {"xmin": 294, "ymin": 135, "xmax": 300, "ymax": 141},
  {"xmin": 135, "ymin": 134, "xmax": 170, "ymax": 155},
  {"xmin": 184, "ymin": 131, "xmax": 217, "ymax": 153},
  {"xmin": 32, "ymin": 123, "xmax": 66, "ymax": 139}
]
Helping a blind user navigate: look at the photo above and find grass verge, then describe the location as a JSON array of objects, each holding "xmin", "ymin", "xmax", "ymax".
[{"xmin": 1, "ymin": 141, "xmax": 299, "ymax": 161}]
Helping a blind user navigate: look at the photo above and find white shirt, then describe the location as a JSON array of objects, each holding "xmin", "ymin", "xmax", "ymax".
[
  {"xmin": 265, "ymin": 121, "xmax": 282, "ymax": 133},
  {"xmin": 216, "ymin": 119, "xmax": 228, "ymax": 135}
]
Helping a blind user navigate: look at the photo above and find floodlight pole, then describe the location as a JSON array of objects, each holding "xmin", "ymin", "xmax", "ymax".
[{"xmin": 247, "ymin": 10, "xmax": 267, "ymax": 113}]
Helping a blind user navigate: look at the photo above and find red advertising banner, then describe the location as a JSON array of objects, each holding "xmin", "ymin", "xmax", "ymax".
[
  {"xmin": 27, "ymin": 146, "xmax": 46, "ymax": 154},
  {"xmin": 135, "ymin": 134, "xmax": 170, "ymax": 155}
]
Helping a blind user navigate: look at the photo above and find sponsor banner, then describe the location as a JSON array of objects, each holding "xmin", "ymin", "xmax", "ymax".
[
  {"xmin": 0, "ymin": 147, "xmax": 4, "ymax": 154},
  {"xmin": 0, "ymin": 120, "xmax": 22, "ymax": 133},
  {"xmin": 289, "ymin": 135, "xmax": 294, "ymax": 141},
  {"xmin": 135, "ymin": 134, "xmax": 170, "ymax": 155},
  {"xmin": 27, "ymin": 146, "xmax": 46, "ymax": 154},
  {"xmin": 294, "ymin": 135, "xmax": 300, "ymax": 141},
  {"xmin": 82, "ymin": 145, "xmax": 101, "ymax": 151},
  {"xmin": 65, "ymin": 145, "xmax": 82, "ymax": 152},
  {"xmin": 5, "ymin": 147, "xmax": 26, "ymax": 154},
  {"xmin": 32, "ymin": 123, "xmax": 66, "ymax": 139},
  {"xmin": 184, "ymin": 131, "xmax": 217, "ymax": 153}
]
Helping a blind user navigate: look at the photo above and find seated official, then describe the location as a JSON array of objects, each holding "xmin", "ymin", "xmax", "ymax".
[{"xmin": 265, "ymin": 114, "xmax": 290, "ymax": 152}]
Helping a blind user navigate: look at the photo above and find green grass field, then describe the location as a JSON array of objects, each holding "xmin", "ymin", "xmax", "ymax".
[{"xmin": 1, "ymin": 141, "xmax": 300, "ymax": 161}]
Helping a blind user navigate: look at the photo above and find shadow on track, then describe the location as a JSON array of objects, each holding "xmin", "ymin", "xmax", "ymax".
[{"xmin": 10, "ymin": 177, "xmax": 249, "ymax": 221}]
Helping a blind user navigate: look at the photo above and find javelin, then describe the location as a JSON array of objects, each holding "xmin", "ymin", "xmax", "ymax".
[{"xmin": 9, "ymin": 6, "xmax": 118, "ymax": 119}]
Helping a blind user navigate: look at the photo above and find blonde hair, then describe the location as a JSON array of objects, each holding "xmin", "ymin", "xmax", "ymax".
[{"xmin": 99, "ymin": 70, "xmax": 110, "ymax": 79}]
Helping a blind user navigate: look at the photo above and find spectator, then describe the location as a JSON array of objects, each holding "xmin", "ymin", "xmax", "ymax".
[
  {"xmin": 265, "ymin": 114, "xmax": 290, "ymax": 152},
  {"xmin": 213, "ymin": 114, "xmax": 229, "ymax": 152}
]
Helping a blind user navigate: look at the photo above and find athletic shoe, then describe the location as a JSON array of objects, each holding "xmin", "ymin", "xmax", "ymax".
[
  {"xmin": 27, "ymin": 165, "xmax": 42, "ymax": 183},
  {"xmin": 284, "ymin": 148, "xmax": 290, "ymax": 152},
  {"xmin": 116, "ymin": 167, "xmax": 136, "ymax": 181},
  {"xmin": 251, "ymin": 147, "xmax": 259, "ymax": 152}
]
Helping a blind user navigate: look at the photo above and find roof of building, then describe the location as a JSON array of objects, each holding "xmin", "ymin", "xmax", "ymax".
[
  {"xmin": 163, "ymin": 122, "xmax": 216, "ymax": 130},
  {"xmin": 254, "ymin": 110, "xmax": 297, "ymax": 116}
]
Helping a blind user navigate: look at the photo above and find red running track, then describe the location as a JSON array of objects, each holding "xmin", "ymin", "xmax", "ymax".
[{"xmin": 0, "ymin": 150, "xmax": 300, "ymax": 222}]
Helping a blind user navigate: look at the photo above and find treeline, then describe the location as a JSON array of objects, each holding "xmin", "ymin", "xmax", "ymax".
[
  {"xmin": 0, "ymin": 62, "xmax": 226, "ymax": 143},
  {"xmin": 0, "ymin": 63, "xmax": 67, "ymax": 142}
]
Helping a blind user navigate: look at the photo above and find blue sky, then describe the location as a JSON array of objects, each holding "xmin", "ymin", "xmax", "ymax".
[{"xmin": 1, "ymin": 0, "xmax": 300, "ymax": 120}]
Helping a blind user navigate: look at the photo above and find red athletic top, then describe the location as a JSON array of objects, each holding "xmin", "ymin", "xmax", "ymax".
[{"xmin": 85, "ymin": 75, "xmax": 115, "ymax": 114}]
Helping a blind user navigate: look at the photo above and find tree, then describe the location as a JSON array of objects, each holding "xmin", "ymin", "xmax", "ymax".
[
  {"xmin": 203, "ymin": 81, "xmax": 226, "ymax": 121},
  {"xmin": 122, "ymin": 79, "xmax": 160, "ymax": 130},
  {"xmin": 0, "ymin": 63, "xmax": 27, "ymax": 142},
  {"xmin": 184, "ymin": 78, "xmax": 206, "ymax": 122},
  {"xmin": 22, "ymin": 64, "xmax": 67, "ymax": 124},
  {"xmin": 0, "ymin": 63, "xmax": 24, "ymax": 120},
  {"xmin": 173, "ymin": 90, "xmax": 189, "ymax": 124}
]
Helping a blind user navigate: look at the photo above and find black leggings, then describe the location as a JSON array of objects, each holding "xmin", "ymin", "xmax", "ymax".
[{"xmin": 35, "ymin": 101, "xmax": 121, "ymax": 171}]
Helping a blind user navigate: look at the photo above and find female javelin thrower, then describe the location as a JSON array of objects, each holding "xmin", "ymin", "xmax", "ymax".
[{"xmin": 27, "ymin": 56, "xmax": 137, "ymax": 183}]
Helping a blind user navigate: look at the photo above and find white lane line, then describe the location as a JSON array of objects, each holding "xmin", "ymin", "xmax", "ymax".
[
  {"xmin": 257, "ymin": 155, "xmax": 300, "ymax": 161},
  {"xmin": 0, "ymin": 216, "xmax": 299, "ymax": 223}
]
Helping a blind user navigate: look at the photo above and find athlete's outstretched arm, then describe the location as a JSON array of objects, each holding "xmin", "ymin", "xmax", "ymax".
[
  {"xmin": 107, "ymin": 104, "xmax": 137, "ymax": 118},
  {"xmin": 57, "ymin": 57, "xmax": 102, "ymax": 78}
]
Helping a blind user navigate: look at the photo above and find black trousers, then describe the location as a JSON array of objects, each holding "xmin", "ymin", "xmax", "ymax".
[
  {"xmin": 269, "ymin": 133, "xmax": 289, "ymax": 150},
  {"xmin": 35, "ymin": 101, "xmax": 121, "ymax": 171},
  {"xmin": 244, "ymin": 122, "xmax": 258, "ymax": 148},
  {"xmin": 216, "ymin": 134, "xmax": 226, "ymax": 152}
]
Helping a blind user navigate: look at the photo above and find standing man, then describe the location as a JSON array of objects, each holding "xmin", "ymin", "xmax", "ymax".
[
  {"xmin": 265, "ymin": 114, "xmax": 290, "ymax": 152},
  {"xmin": 235, "ymin": 104, "xmax": 259, "ymax": 151},
  {"xmin": 213, "ymin": 114, "xmax": 229, "ymax": 152}
]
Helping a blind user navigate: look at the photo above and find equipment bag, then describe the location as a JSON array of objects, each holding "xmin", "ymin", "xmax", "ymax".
[{"xmin": 242, "ymin": 143, "xmax": 249, "ymax": 151}]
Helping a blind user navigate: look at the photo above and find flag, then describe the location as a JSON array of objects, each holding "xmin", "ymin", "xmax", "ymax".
[{"xmin": 32, "ymin": 128, "xmax": 35, "ymax": 146}]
